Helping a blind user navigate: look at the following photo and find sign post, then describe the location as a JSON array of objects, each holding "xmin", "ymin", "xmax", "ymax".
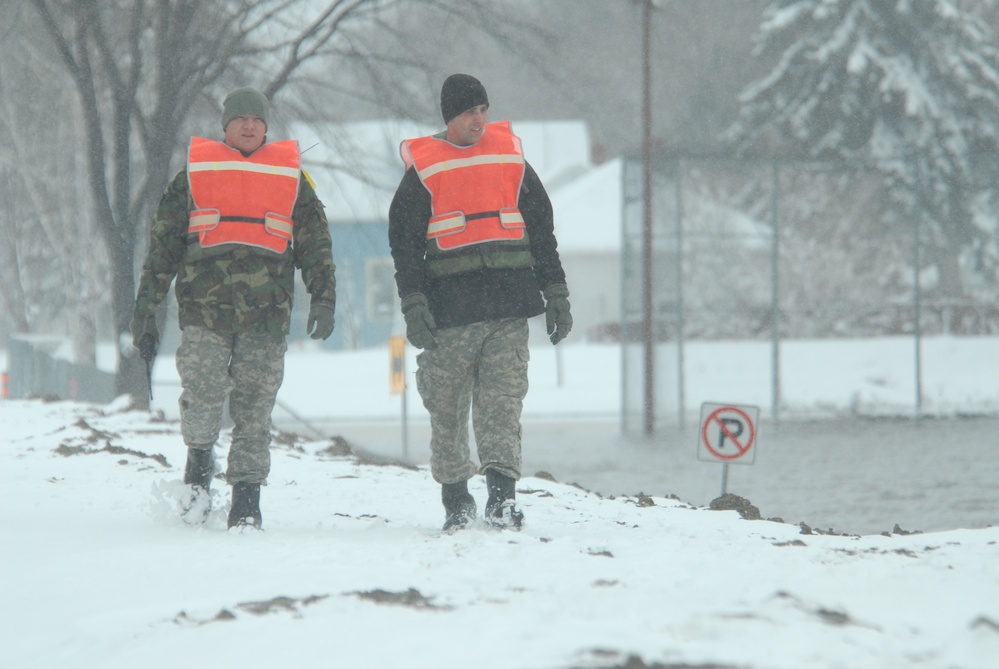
[
  {"xmin": 697, "ymin": 402, "xmax": 759, "ymax": 496},
  {"xmin": 389, "ymin": 335, "xmax": 408, "ymax": 459}
]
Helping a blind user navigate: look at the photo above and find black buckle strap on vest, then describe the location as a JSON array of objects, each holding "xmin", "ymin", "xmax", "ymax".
[
  {"xmin": 464, "ymin": 210, "xmax": 500, "ymax": 221},
  {"xmin": 219, "ymin": 215, "xmax": 266, "ymax": 224},
  {"xmin": 186, "ymin": 216, "xmax": 265, "ymax": 244}
]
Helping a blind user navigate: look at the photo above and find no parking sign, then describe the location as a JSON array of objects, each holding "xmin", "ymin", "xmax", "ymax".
[{"xmin": 697, "ymin": 402, "xmax": 758, "ymax": 464}]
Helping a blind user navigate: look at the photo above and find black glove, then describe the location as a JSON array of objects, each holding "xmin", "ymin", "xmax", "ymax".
[
  {"xmin": 307, "ymin": 299, "xmax": 335, "ymax": 340},
  {"xmin": 543, "ymin": 283, "xmax": 572, "ymax": 345},
  {"xmin": 129, "ymin": 313, "xmax": 159, "ymax": 361},
  {"xmin": 401, "ymin": 292, "xmax": 438, "ymax": 350}
]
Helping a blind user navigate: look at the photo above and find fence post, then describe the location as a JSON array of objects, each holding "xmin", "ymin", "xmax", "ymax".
[
  {"xmin": 770, "ymin": 159, "xmax": 781, "ymax": 423},
  {"xmin": 675, "ymin": 159, "xmax": 686, "ymax": 428},
  {"xmin": 913, "ymin": 163, "xmax": 924, "ymax": 419}
]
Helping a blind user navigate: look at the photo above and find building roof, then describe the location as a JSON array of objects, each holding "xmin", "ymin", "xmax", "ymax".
[{"xmin": 549, "ymin": 158, "xmax": 623, "ymax": 253}]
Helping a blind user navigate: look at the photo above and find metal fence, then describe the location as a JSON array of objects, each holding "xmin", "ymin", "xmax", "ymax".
[
  {"xmin": 5, "ymin": 334, "xmax": 116, "ymax": 404},
  {"xmin": 621, "ymin": 156, "xmax": 999, "ymax": 433}
]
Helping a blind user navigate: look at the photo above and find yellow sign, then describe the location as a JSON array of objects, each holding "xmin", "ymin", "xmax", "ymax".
[{"xmin": 389, "ymin": 336, "xmax": 406, "ymax": 394}]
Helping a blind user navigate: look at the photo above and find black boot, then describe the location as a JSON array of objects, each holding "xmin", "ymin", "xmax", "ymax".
[
  {"xmin": 180, "ymin": 446, "xmax": 214, "ymax": 524},
  {"xmin": 228, "ymin": 481, "xmax": 262, "ymax": 529},
  {"xmin": 183, "ymin": 446, "xmax": 215, "ymax": 490},
  {"xmin": 441, "ymin": 480, "xmax": 477, "ymax": 533},
  {"xmin": 485, "ymin": 469, "xmax": 524, "ymax": 530}
]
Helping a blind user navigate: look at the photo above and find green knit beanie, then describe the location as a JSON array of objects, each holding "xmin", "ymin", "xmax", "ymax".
[{"xmin": 221, "ymin": 87, "xmax": 269, "ymax": 130}]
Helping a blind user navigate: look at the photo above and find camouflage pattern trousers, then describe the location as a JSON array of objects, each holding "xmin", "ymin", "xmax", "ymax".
[
  {"xmin": 415, "ymin": 317, "xmax": 529, "ymax": 484},
  {"xmin": 176, "ymin": 325, "xmax": 287, "ymax": 485}
]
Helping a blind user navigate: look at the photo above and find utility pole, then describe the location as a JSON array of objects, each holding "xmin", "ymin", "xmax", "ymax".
[{"xmin": 639, "ymin": 0, "xmax": 658, "ymax": 436}]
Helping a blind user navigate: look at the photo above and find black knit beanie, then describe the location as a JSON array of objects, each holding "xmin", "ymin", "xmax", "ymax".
[
  {"xmin": 221, "ymin": 87, "xmax": 269, "ymax": 130},
  {"xmin": 440, "ymin": 74, "xmax": 489, "ymax": 124}
]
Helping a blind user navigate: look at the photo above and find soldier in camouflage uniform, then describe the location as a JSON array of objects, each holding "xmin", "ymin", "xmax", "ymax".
[
  {"xmin": 131, "ymin": 87, "xmax": 336, "ymax": 530},
  {"xmin": 388, "ymin": 74, "xmax": 572, "ymax": 532}
]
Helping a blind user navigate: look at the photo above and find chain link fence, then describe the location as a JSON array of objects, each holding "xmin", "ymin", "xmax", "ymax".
[
  {"xmin": 5, "ymin": 334, "xmax": 116, "ymax": 404},
  {"xmin": 621, "ymin": 156, "xmax": 999, "ymax": 433}
]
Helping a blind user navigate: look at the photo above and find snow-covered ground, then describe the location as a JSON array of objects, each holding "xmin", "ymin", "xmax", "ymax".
[
  {"xmin": 162, "ymin": 333, "xmax": 999, "ymax": 535},
  {"xmin": 1, "ymin": 335, "xmax": 997, "ymax": 668}
]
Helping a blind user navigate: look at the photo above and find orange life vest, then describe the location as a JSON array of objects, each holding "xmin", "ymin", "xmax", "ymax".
[
  {"xmin": 187, "ymin": 138, "xmax": 301, "ymax": 254},
  {"xmin": 401, "ymin": 121, "xmax": 529, "ymax": 254}
]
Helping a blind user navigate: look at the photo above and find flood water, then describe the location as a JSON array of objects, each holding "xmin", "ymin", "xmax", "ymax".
[{"xmin": 329, "ymin": 415, "xmax": 999, "ymax": 536}]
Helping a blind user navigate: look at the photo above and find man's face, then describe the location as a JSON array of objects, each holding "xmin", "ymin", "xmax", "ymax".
[
  {"xmin": 224, "ymin": 115, "xmax": 266, "ymax": 153},
  {"xmin": 446, "ymin": 104, "xmax": 488, "ymax": 147}
]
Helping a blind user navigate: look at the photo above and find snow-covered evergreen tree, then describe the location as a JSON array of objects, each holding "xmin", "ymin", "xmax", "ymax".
[{"xmin": 727, "ymin": 0, "xmax": 999, "ymax": 299}]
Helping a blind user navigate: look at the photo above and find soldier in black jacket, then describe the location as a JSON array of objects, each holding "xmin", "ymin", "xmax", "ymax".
[{"xmin": 388, "ymin": 74, "xmax": 572, "ymax": 532}]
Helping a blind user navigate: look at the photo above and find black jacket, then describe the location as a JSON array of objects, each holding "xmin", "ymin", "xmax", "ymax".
[{"xmin": 388, "ymin": 160, "xmax": 566, "ymax": 330}]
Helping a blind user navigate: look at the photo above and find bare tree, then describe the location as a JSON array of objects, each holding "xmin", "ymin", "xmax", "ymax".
[
  {"xmin": 414, "ymin": 0, "xmax": 771, "ymax": 158},
  {"xmin": 0, "ymin": 4, "xmax": 108, "ymax": 358}
]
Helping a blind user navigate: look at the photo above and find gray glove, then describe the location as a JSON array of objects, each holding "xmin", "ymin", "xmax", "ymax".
[
  {"xmin": 129, "ymin": 313, "xmax": 159, "ymax": 361},
  {"xmin": 307, "ymin": 299, "xmax": 335, "ymax": 340},
  {"xmin": 401, "ymin": 293, "xmax": 438, "ymax": 350},
  {"xmin": 543, "ymin": 283, "xmax": 572, "ymax": 345}
]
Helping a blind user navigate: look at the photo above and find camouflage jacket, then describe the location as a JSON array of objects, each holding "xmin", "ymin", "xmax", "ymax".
[{"xmin": 133, "ymin": 166, "xmax": 336, "ymax": 335}]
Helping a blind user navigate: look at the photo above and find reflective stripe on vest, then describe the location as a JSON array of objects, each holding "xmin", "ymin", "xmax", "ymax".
[
  {"xmin": 187, "ymin": 138, "xmax": 301, "ymax": 254},
  {"xmin": 401, "ymin": 121, "xmax": 527, "ymax": 252}
]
